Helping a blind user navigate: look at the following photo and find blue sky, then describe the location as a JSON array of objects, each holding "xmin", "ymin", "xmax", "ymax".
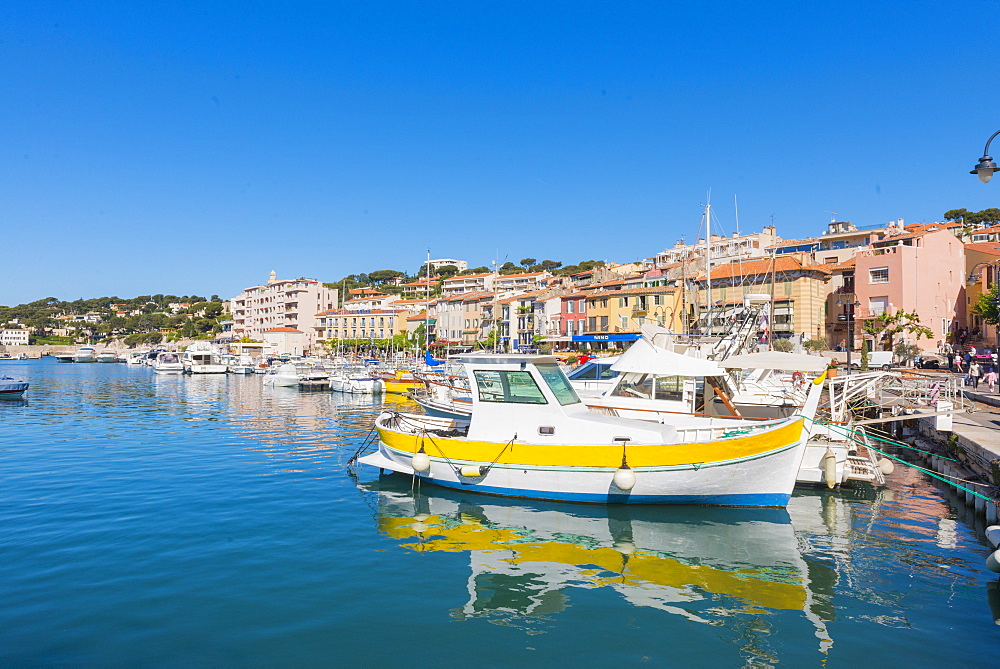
[{"xmin": 3, "ymin": 1, "xmax": 999, "ymax": 306}]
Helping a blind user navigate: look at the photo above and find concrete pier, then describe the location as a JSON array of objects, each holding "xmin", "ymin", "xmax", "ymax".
[{"xmin": 913, "ymin": 389, "xmax": 1000, "ymax": 521}]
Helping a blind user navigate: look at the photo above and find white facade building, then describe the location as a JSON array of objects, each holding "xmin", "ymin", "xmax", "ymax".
[
  {"xmin": 0, "ymin": 328, "xmax": 30, "ymax": 346},
  {"xmin": 231, "ymin": 271, "xmax": 338, "ymax": 352}
]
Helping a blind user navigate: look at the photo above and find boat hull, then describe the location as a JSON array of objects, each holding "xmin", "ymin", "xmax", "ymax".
[{"xmin": 363, "ymin": 414, "xmax": 807, "ymax": 507}]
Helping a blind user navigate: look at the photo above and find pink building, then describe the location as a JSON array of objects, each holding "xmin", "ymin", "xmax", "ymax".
[
  {"xmin": 558, "ymin": 292, "xmax": 589, "ymax": 340},
  {"xmin": 854, "ymin": 225, "xmax": 965, "ymax": 351}
]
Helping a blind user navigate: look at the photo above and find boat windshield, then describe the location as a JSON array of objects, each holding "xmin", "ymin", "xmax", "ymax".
[
  {"xmin": 535, "ymin": 364, "xmax": 581, "ymax": 405},
  {"xmin": 474, "ymin": 370, "xmax": 547, "ymax": 404}
]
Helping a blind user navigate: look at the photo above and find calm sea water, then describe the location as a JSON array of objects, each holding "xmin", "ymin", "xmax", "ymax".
[{"xmin": 2, "ymin": 359, "xmax": 999, "ymax": 666}]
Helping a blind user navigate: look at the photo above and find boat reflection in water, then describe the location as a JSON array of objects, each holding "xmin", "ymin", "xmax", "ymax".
[{"xmin": 365, "ymin": 475, "xmax": 835, "ymax": 653}]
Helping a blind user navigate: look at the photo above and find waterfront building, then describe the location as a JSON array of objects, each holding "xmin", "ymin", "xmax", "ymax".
[
  {"xmin": 0, "ymin": 327, "xmax": 30, "ymax": 346},
  {"xmin": 459, "ymin": 291, "xmax": 496, "ymax": 347},
  {"xmin": 963, "ymin": 241, "xmax": 1000, "ymax": 342},
  {"xmin": 262, "ymin": 327, "xmax": 305, "ymax": 357},
  {"xmin": 314, "ymin": 309, "xmax": 409, "ymax": 344},
  {"xmin": 230, "ymin": 271, "xmax": 338, "ymax": 352},
  {"xmin": 691, "ymin": 257, "xmax": 832, "ymax": 340},
  {"xmin": 555, "ymin": 292, "xmax": 589, "ymax": 342},
  {"xmin": 854, "ymin": 224, "xmax": 965, "ymax": 351}
]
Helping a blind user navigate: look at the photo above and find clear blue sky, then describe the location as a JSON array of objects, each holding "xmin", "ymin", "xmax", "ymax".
[{"xmin": 3, "ymin": 1, "xmax": 999, "ymax": 306}]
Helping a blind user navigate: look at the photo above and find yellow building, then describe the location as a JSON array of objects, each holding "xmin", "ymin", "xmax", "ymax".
[{"xmin": 692, "ymin": 257, "xmax": 832, "ymax": 340}]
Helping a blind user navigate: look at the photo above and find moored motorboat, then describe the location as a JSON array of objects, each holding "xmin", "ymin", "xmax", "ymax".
[
  {"xmin": 182, "ymin": 343, "xmax": 227, "ymax": 374},
  {"xmin": 72, "ymin": 347, "xmax": 97, "ymax": 363},
  {"xmin": 152, "ymin": 351, "xmax": 184, "ymax": 373},
  {"xmin": 96, "ymin": 350, "xmax": 120, "ymax": 363},
  {"xmin": 358, "ymin": 353, "xmax": 824, "ymax": 507},
  {"xmin": 0, "ymin": 375, "xmax": 29, "ymax": 398},
  {"xmin": 263, "ymin": 362, "xmax": 300, "ymax": 387},
  {"xmin": 329, "ymin": 365, "xmax": 382, "ymax": 394}
]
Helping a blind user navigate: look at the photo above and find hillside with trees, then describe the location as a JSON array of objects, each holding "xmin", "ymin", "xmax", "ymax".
[{"xmin": 0, "ymin": 294, "xmax": 229, "ymax": 346}]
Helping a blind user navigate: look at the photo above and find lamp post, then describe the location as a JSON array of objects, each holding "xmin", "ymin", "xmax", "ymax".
[
  {"xmin": 968, "ymin": 261, "xmax": 1000, "ymax": 348},
  {"xmin": 971, "ymin": 130, "xmax": 1000, "ymax": 183},
  {"xmin": 837, "ymin": 296, "xmax": 860, "ymax": 372}
]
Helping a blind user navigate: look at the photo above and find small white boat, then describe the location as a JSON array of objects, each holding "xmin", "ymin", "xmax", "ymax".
[
  {"xmin": 73, "ymin": 347, "xmax": 97, "ymax": 363},
  {"xmin": 152, "ymin": 351, "xmax": 184, "ymax": 373},
  {"xmin": 0, "ymin": 375, "xmax": 29, "ymax": 398},
  {"xmin": 125, "ymin": 351, "xmax": 147, "ymax": 365},
  {"xmin": 359, "ymin": 353, "xmax": 824, "ymax": 506},
  {"xmin": 263, "ymin": 362, "xmax": 300, "ymax": 387},
  {"xmin": 329, "ymin": 366, "xmax": 382, "ymax": 394},
  {"xmin": 96, "ymin": 351, "xmax": 120, "ymax": 363}
]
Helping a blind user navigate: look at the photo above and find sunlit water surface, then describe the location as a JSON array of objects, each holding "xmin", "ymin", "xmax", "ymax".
[{"xmin": 2, "ymin": 359, "xmax": 999, "ymax": 665}]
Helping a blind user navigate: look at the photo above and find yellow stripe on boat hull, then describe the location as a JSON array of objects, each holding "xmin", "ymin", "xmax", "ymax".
[{"xmin": 377, "ymin": 418, "xmax": 805, "ymax": 469}]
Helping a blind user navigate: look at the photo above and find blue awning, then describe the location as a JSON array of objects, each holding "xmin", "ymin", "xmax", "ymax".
[{"xmin": 572, "ymin": 334, "xmax": 641, "ymax": 342}]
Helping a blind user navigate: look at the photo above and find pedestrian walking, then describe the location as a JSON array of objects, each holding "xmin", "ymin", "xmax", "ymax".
[
  {"xmin": 970, "ymin": 362, "xmax": 981, "ymax": 390},
  {"xmin": 985, "ymin": 368, "xmax": 999, "ymax": 393},
  {"xmin": 955, "ymin": 356, "xmax": 964, "ymax": 374}
]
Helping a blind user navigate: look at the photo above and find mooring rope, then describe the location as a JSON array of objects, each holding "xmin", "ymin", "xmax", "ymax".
[{"xmin": 798, "ymin": 415, "xmax": 993, "ymax": 501}]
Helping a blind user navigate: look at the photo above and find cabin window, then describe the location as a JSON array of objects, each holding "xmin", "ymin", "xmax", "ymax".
[
  {"xmin": 654, "ymin": 375, "xmax": 685, "ymax": 402},
  {"xmin": 536, "ymin": 364, "xmax": 581, "ymax": 405},
  {"xmin": 474, "ymin": 370, "xmax": 548, "ymax": 404},
  {"xmin": 611, "ymin": 373, "xmax": 654, "ymax": 399}
]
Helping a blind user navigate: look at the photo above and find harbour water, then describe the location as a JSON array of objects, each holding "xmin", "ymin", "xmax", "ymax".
[{"xmin": 2, "ymin": 359, "xmax": 999, "ymax": 665}]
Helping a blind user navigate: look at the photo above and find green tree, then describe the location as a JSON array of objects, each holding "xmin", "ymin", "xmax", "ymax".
[
  {"xmin": 435, "ymin": 265, "xmax": 459, "ymax": 278},
  {"xmin": 971, "ymin": 283, "xmax": 1000, "ymax": 325},
  {"xmin": 369, "ymin": 269, "xmax": 405, "ymax": 284},
  {"xmin": 862, "ymin": 309, "xmax": 933, "ymax": 351},
  {"xmin": 520, "ymin": 258, "xmax": 537, "ymax": 268}
]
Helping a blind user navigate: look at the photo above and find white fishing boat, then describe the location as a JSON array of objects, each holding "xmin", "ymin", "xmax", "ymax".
[
  {"xmin": 221, "ymin": 354, "xmax": 254, "ymax": 375},
  {"xmin": 151, "ymin": 351, "xmax": 184, "ymax": 373},
  {"xmin": 584, "ymin": 334, "xmax": 884, "ymax": 489},
  {"xmin": 72, "ymin": 346, "xmax": 97, "ymax": 363},
  {"xmin": 358, "ymin": 353, "xmax": 824, "ymax": 506},
  {"xmin": 0, "ymin": 375, "xmax": 29, "ymax": 398},
  {"xmin": 182, "ymin": 343, "xmax": 227, "ymax": 374}
]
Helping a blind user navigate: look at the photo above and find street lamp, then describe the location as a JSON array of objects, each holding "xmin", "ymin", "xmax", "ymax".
[
  {"xmin": 837, "ymin": 297, "xmax": 860, "ymax": 372},
  {"xmin": 971, "ymin": 130, "xmax": 1000, "ymax": 183}
]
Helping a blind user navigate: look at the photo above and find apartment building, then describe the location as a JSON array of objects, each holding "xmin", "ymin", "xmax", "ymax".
[
  {"xmin": 651, "ymin": 226, "xmax": 780, "ymax": 269},
  {"xmin": 0, "ymin": 328, "xmax": 30, "ymax": 346},
  {"xmin": 441, "ymin": 273, "xmax": 495, "ymax": 296},
  {"xmin": 854, "ymin": 225, "xmax": 965, "ymax": 350},
  {"xmin": 314, "ymin": 309, "xmax": 409, "ymax": 343},
  {"xmin": 230, "ymin": 271, "xmax": 338, "ymax": 351}
]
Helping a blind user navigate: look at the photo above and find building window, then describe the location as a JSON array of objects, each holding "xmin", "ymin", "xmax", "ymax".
[
  {"xmin": 566, "ymin": 301, "xmax": 575, "ymax": 314},
  {"xmin": 869, "ymin": 267, "xmax": 889, "ymax": 284}
]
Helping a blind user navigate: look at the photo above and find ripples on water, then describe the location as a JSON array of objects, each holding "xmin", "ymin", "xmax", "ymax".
[{"xmin": 1, "ymin": 360, "xmax": 998, "ymax": 665}]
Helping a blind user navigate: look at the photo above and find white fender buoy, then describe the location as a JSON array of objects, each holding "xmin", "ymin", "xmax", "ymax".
[
  {"xmin": 411, "ymin": 448, "xmax": 430, "ymax": 473},
  {"xmin": 985, "ymin": 525, "xmax": 1000, "ymax": 549},
  {"xmin": 987, "ymin": 548, "xmax": 1000, "ymax": 574},
  {"xmin": 613, "ymin": 465, "xmax": 636, "ymax": 492},
  {"xmin": 410, "ymin": 521, "xmax": 430, "ymax": 533},
  {"xmin": 878, "ymin": 458, "xmax": 895, "ymax": 475},
  {"xmin": 823, "ymin": 448, "xmax": 838, "ymax": 489}
]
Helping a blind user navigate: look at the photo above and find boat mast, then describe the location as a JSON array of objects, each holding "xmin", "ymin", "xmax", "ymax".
[
  {"xmin": 704, "ymin": 199, "xmax": 712, "ymax": 334},
  {"xmin": 425, "ymin": 249, "xmax": 431, "ymax": 360}
]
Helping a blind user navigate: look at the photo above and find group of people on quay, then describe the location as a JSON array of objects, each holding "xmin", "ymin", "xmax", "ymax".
[{"xmin": 941, "ymin": 343, "xmax": 1000, "ymax": 392}]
